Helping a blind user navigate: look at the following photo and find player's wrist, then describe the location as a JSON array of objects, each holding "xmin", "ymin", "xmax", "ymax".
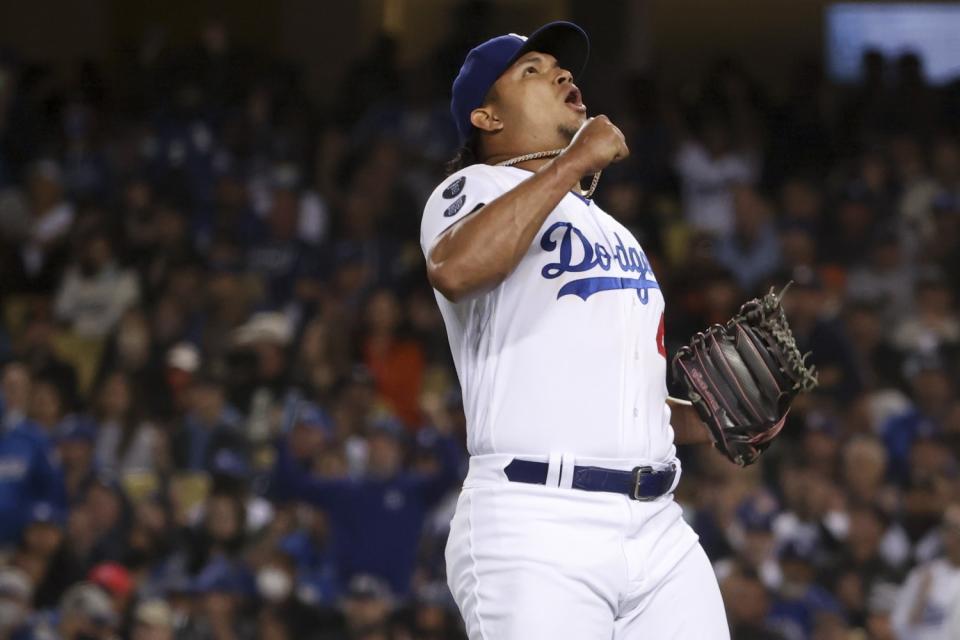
[{"xmin": 552, "ymin": 149, "xmax": 591, "ymax": 188}]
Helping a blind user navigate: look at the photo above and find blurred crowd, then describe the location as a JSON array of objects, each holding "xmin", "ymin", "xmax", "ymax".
[{"xmin": 0, "ymin": 10, "xmax": 959, "ymax": 640}]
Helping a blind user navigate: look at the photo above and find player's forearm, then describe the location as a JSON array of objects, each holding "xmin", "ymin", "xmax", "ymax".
[
  {"xmin": 668, "ymin": 397, "xmax": 712, "ymax": 445},
  {"xmin": 427, "ymin": 156, "xmax": 583, "ymax": 302}
]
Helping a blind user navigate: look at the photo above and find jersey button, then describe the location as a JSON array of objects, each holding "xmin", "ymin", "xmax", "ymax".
[{"xmin": 633, "ymin": 407, "xmax": 639, "ymax": 418}]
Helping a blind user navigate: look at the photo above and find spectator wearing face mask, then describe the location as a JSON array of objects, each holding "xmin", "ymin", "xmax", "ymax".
[
  {"xmin": 255, "ymin": 549, "xmax": 336, "ymax": 639},
  {"xmin": 273, "ymin": 505, "xmax": 340, "ymax": 609}
]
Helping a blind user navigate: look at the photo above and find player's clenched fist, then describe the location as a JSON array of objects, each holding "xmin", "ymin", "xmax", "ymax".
[{"xmin": 561, "ymin": 115, "xmax": 630, "ymax": 175}]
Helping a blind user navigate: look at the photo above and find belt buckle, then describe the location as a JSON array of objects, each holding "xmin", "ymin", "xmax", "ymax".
[{"xmin": 631, "ymin": 465, "xmax": 657, "ymax": 501}]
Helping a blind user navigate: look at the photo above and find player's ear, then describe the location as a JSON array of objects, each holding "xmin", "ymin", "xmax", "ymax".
[{"xmin": 470, "ymin": 106, "xmax": 503, "ymax": 134}]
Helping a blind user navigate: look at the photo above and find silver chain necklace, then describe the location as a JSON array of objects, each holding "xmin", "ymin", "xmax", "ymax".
[{"xmin": 495, "ymin": 149, "xmax": 602, "ymax": 199}]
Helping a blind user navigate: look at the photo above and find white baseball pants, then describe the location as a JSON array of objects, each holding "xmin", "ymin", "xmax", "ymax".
[{"xmin": 445, "ymin": 453, "xmax": 730, "ymax": 639}]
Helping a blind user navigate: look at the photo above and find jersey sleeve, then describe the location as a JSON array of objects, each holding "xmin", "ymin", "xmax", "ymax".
[{"xmin": 420, "ymin": 165, "xmax": 503, "ymax": 257}]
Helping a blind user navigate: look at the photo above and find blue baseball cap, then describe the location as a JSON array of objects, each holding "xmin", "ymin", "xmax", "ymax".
[
  {"xmin": 736, "ymin": 499, "xmax": 776, "ymax": 533},
  {"xmin": 57, "ymin": 414, "xmax": 97, "ymax": 444},
  {"xmin": 211, "ymin": 449, "xmax": 251, "ymax": 480},
  {"xmin": 28, "ymin": 501, "xmax": 67, "ymax": 527},
  {"xmin": 191, "ymin": 558, "xmax": 254, "ymax": 596},
  {"xmin": 296, "ymin": 402, "xmax": 333, "ymax": 434},
  {"xmin": 451, "ymin": 21, "xmax": 590, "ymax": 144}
]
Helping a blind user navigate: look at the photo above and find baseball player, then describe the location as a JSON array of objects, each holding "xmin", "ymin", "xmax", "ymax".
[{"xmin": 420, "ymin": 21, "xmax": 730, "ymax": 639}]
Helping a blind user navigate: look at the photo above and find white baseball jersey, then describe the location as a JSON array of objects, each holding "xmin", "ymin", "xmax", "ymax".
[
  {"xmin": 891, "ymin": 558, "xmax": 960, "ymax": 640},
  {"xmin": 421, "ymin": 163, "xmax": 675, "ymax": 462}
]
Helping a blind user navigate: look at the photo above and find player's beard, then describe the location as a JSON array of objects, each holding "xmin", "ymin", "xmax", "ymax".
[{"xmin": 558, "ymin": 123, "xmax": 579, "ymax": 144}]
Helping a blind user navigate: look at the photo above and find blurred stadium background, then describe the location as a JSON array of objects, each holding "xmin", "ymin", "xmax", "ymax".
[{"xmin": 1, "ymin": 1, "xmax": 959, "ymax": 638}]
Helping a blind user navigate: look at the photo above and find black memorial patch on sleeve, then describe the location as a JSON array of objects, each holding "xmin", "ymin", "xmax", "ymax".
[
  {"xmin": 443, "ymin": 194, "xmax": 467, "ymax": 217},
  {"xmin": 442, "ymin": 176, "xmax": 466, "ymax": 199}
]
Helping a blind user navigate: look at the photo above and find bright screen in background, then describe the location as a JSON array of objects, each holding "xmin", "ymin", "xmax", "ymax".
[{"xmin": 826, "ymin": 3, "xmax": 960, "ymax": 84}]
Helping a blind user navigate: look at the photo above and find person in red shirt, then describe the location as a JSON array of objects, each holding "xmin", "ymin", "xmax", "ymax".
[{"xmin": 361, "ymin": 288, "xmax": 425, "ymax": 429}]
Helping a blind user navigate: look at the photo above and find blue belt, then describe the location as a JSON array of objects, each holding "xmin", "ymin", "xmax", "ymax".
[{"xmin": 503, "ymin": 459, "xmax": 677, "ymax": 501}]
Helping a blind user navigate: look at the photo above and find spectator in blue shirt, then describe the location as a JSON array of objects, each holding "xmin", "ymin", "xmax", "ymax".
[
  {"xmin": 881, "ymin": 353, "xmax": 954, "ymax": 484},
  {"xmin": 56, "ymin": 415, "xmax": 99, "ymax": 503},
  {"xmin": 0, "ymin": 371, "xmax": 67, "ymax": 547},
  {"xmin": 278, "ymin": 521, "xmax": 340, "ymax": 607},
  {"xmin": 181, "ymin": 556, "xmax": 257, "ymax": 640},
  {"xmin": 715, "ymin": 185, "xmax": 782, "ymax": 294},
  {"xmin": 12, "ymin": 501, "xmax": 76, "ymax": 609},
  {"xmin": 768, "ymin": 539, "xmax": 845, "ymax": 640},
  {"xmin": 172, "ymin": 373, "xmax": 247, "ymax": 472},
  {"xmin": 245, "ymin": 172, "xmax": 320, "ymax": 310},
  {"xmin": 271, "ymin": 419, "xmax": 463, "ymax": 596},
  {"xmin": 255, "ymin": 545, "xmax": 341, "ymax": 638}
]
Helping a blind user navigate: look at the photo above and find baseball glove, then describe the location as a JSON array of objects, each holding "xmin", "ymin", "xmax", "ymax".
[{"xmin": 671, "ymin": 284, "xmax": 818, "ymax": 466}]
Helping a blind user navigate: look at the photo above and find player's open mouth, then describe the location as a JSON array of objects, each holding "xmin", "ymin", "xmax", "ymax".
[{"xmin": 564, "ymin": 86, "xmax": 586, "ymax": 113}]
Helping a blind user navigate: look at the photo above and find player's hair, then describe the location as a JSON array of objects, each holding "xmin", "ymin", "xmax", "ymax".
[
  {"xmin": 446, "ymin": 132, "xmax": 480, "ymax": 175},
  {"xmin": 445, "ymin": 85, "xmax": 499, "ymax": 175}
]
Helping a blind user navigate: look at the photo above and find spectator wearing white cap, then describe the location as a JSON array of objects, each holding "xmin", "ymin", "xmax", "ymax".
[{"xmin": 131, "ymin": 599, "xmax": 174, "ymax": 640}]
